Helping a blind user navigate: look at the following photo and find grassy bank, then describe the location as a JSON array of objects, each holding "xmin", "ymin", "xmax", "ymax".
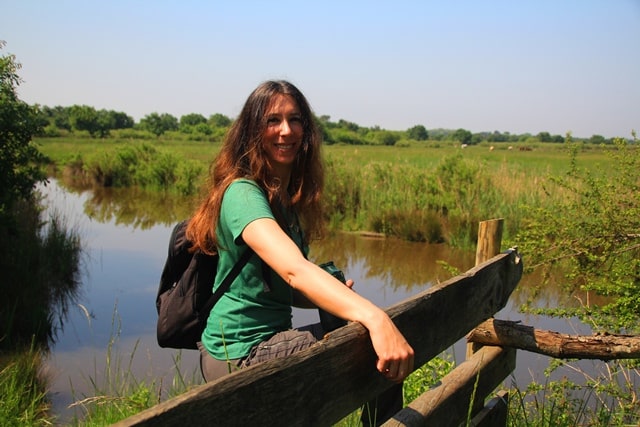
[{"xmin": 0, "ymin": 200, "xmax": 83, "ymax": 425}]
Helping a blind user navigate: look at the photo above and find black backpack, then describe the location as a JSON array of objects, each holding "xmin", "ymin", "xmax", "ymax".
[{"xmin": 155, "ymin": 220, "xmax": 253, "ymax": 349}]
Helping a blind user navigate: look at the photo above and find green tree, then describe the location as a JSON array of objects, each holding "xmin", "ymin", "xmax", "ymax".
[
  {"xmin": 180, "ymin": 113, "xmax": 207, "ymax": 129},
  {"xmin": 41, "ymin": 105, "xmax": 72, "ymax": 130},
  {"xmin": 588, "ymin": 134, "xmax": 608, "ymax": 145},
  {"xmin": 407, "ymin": 124, "xmax": 428, "ymax": 141},
  {"xmin": 536, "ymin": 131, "xmax": 552, "ymax": 142},
  {"xmin": 0, "ymin": 41, "xmax": 46, "ymax": 219},
  {"xmin": 488, "ymin": 131, "xmax": 508, "ymax": 142},
  {"xmin": 109, "ymin": 110, "xmax": 134, "ymax": 129},
  {"xmin": 193, "ymin": 122, "xmax": 212, "ymax": 135},
  {"xmin": 453, "ymin": 128, "xmax": 473, "ymax": 145},
  {"xmin": 139, "ymin": 112, "xmax": 178, "ymax": 136},
  {"xmin": 516, "ymin": 134, "xmax": 640, "ymax": 334},
  {"xmin": 314, "ymin": 115, "xmax": 334, "ymax": 144},
  {"xmin": 69, "ymin": 104, "xmax": 98, "ymax": 134},
  {"xmin": 337, "ymin": 119, "xmax": 360, "ymax": 132},
  {"xmin": 378, "ymin": 130, "xmax": 400, "ymax": 146},
  {"xmin": 208, "ymin": 113, "xmax": 232, "ymax": 128}
]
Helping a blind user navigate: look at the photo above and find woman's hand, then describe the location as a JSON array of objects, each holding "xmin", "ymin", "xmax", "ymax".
[{"xmin": 366, "ymin": 312, "xmax": 415, "ymax": 383}]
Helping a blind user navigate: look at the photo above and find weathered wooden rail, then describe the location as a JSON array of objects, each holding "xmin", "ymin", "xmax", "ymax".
[{"xmin": 114, "ymin": 228, "xmax": 523, "ymax": 427}]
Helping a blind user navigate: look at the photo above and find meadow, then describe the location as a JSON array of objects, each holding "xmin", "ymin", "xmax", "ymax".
[{"xmin": 36, "ymin": 136, "xmax": 613, "ymax": 249}]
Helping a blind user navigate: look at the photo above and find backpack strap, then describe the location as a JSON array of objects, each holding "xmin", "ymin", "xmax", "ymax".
[{"xmin": 201, "ymin": 247, "xmax": 254, "ymax": 315}]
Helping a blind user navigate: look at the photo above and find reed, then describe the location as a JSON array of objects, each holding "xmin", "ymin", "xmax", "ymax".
[
  {"xmin": 0, "ymin": 345, "xmax": 51, "ymax": 427},
  {"xmin": 507, "ymin": 359, "xmax": 640, "ymax": 426},
  {"xmin": 66, "ymin": 307, "xmax": 201, "ymax": 425}
]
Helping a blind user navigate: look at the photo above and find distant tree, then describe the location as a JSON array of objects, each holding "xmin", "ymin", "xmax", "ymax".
[
  {"xmin": 139, "ymin": 112, "xmax": 178, "ymax": 136},
  {"xmin": 110, "ymin": 110, "xmax": 134, "ymax": 129},
  {"xmin": 317, "ymin": 115, "xmax": 336, "ymax": 129},
  {"xmin": 314, "ymin": 115, "xmax": 334, "ymax": 144},
  {"xmin": 40, "ymin": 106, "xmax": 131, "ymax": 134},
  {"xmin": 180, "ymin": 113, "xmax": 207, "ymax": 127},
  {"xmin": 536, "ymin": 131, "xmax": 552, "ymax": 142},
  {"xmin": 208, "ymin": 113, "xmax": 231, "ymax": 128},
  {"xmin": 551, "ymin": 134, "xmax": 565, "ymax": 143},
  {"xmin": 453, "ymin": 128, "xmax": 473, "ymax": 145},
  {"xmin": 332, "ymin": 129, "xmax": 365, "ymax": 145},
  {"xmin": 42, "ymin": 105, "xmax": 71, "ymax": 130},
  {"xmin": 588, "ymin": 134, "xmax": 607, "ymax": 145},
  {"xmin": 94, "ymin": 109, "xmax": 116, "ymax": 137},
  {"xmin": 68, "ymin": 105, "xmax": 120, "ymax": 137},
  {"xmin": 518, "ymin": 133, "xmax": 532, "ymax": 142},
  {"xmin": 488, "ymin": 131, "xmax": 508, "ymax": 142},
  {"xmin": 378, "ymin": 130, "xmax": 400, "ymax": 146},
  {"xmin": 69, "ymin": 104, "xmax": 99, "ymax": 135},
  {"xmin": 179, "ymin": 113, "xmax": 207, "ymax": 133},
  {"xmin": 337, "ymin": 119, "xmax": 360, "ymax": 132},
  {"xmin": 407, "ymin": 125, "xmax": 428, "ymax": 141},
  {"xmin": 0, "ymin": 42, "xmax": 46, "ymax": 218},
  {"xmin": 193, "ymin": 122, "xmax": 213, "ymax": 135}
]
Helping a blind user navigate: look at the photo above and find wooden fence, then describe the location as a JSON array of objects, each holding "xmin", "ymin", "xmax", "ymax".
[{"xmin": 115, "ymin": 220, "xmax": 523, "ymax": 426}]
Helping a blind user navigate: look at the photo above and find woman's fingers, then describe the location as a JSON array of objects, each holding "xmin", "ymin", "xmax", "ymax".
[{"xmin": 378, "ymin": 353, "xmax": 414, "ymax": 383}]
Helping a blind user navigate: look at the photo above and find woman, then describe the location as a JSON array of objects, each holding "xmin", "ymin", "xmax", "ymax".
[{"xmin": 187, "ymin": 80, "xmax": 414, "ymax": 424}]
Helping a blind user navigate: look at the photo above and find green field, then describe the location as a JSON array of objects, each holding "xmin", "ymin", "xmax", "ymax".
[{"xmin": 35, "ymin": 136, "xmax": 622, "ymax": 247}]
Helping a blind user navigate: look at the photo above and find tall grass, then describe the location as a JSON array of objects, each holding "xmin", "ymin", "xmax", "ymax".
[
  {"xmin": 66, "ymin": 307, "xmax": 201, "ymax": 425},
  {"xmin": 508, "ymin": 359, "xmax": 640, "ymax": 426},
  {"xmin": 55, "ymin": 142, "xmax": 204, "ymax": 196},
  {"xmin": 0, "ymin": 345, "xmax": 50, "ymax": 427},
  {"xmin": 324, "ymin": 152, "xmax": 552, "ymax": 247}
]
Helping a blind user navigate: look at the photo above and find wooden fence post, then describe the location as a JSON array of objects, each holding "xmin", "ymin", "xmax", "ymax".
[
  {"xmin": 467, "ymin": 218, "xmax": 504, "ymax": 359},
  {"xmin": 475, "ymin": 218, "xmax": 504, "ymax": 266}
]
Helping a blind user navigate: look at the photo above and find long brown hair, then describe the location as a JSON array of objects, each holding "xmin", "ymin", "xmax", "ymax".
[{"xmin": 186, "ymin": 80, "xmax": 325, "ymax": 254}]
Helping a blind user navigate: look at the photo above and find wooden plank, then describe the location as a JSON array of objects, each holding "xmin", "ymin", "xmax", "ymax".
[
  {"xmin": 113, "ymin": 249, "xmax": 522, "ymax": 427},
  {"xmin": 381, "ymin": 347, "xmax": 516, "ymax": 427},
  {"xmin": 468, "ymin": 318, "xmax": 640, "ymax": 360},
  {"xmin": 469, "ymin": 390, "xmax": 509, "ymax": 427}
]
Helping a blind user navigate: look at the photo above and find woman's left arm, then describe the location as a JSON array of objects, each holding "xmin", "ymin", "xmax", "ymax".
[
  {"xmin": 292, "ymin": 278, "xmax": 354, "ymax": 308},
  {"xmin": 243, "ymin": 217, "xmax": 414, "ymax": 382}
]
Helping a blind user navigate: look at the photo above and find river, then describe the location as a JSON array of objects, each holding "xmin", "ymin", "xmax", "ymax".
[{"xmin": 39, "ymin": 179, "xmax": 596, "ymax": 423}]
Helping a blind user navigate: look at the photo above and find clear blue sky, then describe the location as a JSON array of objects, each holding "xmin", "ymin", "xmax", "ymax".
[{"xmin": 2, "ymin": 0, "xmax": 639, "ymax": 138}]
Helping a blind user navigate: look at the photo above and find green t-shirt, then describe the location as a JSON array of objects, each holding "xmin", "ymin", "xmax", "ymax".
[{"xmin": 201, "ymin": 179, "xmax": 306, "ymax": 360}]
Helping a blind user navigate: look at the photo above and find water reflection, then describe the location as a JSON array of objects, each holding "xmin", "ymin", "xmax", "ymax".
[
  {"xmin": 40, "ymin": 179, "xmax": 593, "ymax": 423},
  {"xmin": 57, "ymin": 176, "xmax": 196, "ymax": 228},
  {"xmin": 310, "ymin": 233, "xmax": 475, "ymax": 292}
]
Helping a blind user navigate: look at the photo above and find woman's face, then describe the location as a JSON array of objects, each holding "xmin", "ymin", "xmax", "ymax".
[{"xmin": 262, "ymin": 94, "xmax": 304, "ymax": 178}]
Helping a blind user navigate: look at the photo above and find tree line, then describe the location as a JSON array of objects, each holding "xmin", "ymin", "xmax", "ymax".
[{"xmin": 34, "ymin": 103, "xmax": 618, "ymax": 146}]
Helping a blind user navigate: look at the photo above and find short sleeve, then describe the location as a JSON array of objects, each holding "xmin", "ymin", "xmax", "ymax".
[{"xmin": 219, "ymin": 179, "xmax": 275, "ymax": 246}]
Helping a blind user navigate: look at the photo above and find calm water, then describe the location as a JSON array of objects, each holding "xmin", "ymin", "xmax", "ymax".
[{"xmin": 39, "ymin": 179, "xmax": 595, "ymax": 423}]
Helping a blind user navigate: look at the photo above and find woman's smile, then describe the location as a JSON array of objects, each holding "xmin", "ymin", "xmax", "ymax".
[{"xmin": 262, "ymin": 94, "xmax": 304, "ymax": 177}]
